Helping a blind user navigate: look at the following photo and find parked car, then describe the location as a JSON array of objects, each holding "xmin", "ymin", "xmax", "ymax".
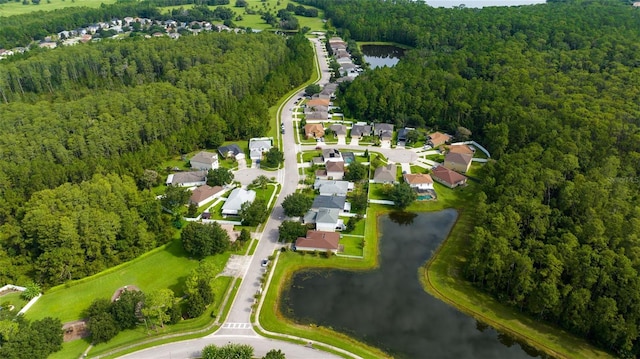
[{"xmin": 261, "ymin": 259, "xmax": 269, "ymax": 267}]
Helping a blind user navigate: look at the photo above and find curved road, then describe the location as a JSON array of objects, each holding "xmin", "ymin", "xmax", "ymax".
[{"xmin": 118, "ymin": 37, "xmax": 339, "ymax": 359}]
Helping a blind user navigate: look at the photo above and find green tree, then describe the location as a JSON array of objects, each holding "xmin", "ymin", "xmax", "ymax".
[
  {"xmin": 207, "ymin": 168, "xmax": 234, "ymax": 186},
  {"xmin": 281, "ymin": 192, "xmax": 312, "ymax": 217},
  {"xmin": 239, "ymin": 199, "xmax": 268, "ymax": 226},
  {"xmin": 344, "ymin": 161, "xmax": 367, "ymax": 181},
  {"xmin": 263, "ymin": 349, "xmax": 286, "ymax": 359},
  {"xmin": 278, "ymin": 220, "xmax": 307, "ymax": 243},
  {"xmin": 238, "ymin": 228, "xmax": 251, "ymax": 242},
  {"xmin": 349, "ymin": 191, "xmax": 368, "ymax": 213},
  {"xmin": 162, "ymin": 185, "xmax": 191, "ymax": 213},
  {"xmin": 187, "ymin": 202, "xmax": 198, "ymax": 218},
  {"xmin": 181, "ymin": 222, "xmax": 230, "ymax": 258},
  {"xmin": 263, "ymin": 148, "xmax": 284, "ymax": 168},
  {"xmin": 304, "ymin": 84, "xmax": 321, "ymax": 96},
  {"xmin": 110, "ymin": 290, "xmax": 144, "ymax": 330},
  {"xmin": 202, "ymin": 343, "xmax": 254, "ymax": 359},
  {"xmin": 142, "ymin": 289, "xmax": 175, "ymax": 329},
  {"xmin": 87, "ymin": 312, "xmax": 119, "ymax": 344},
  {"xmin": 389, "ymin": 182, "xmax": 417, "ymax": 210},
  {"xmin": 21, "ymin": 282, "xmax": 41, "ymax": 300}
]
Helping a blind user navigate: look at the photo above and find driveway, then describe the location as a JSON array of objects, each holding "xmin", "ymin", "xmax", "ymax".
[{"xmin": 233, "ymin": 168, "xmax": 278, "ymax": 186}]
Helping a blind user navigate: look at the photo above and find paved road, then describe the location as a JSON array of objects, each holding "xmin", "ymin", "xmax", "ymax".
[
  {"xmin": 118, "ymin": 335, "xmax": 335, "ymax": 359},
  {"xmin": 118, "ymin": 37, "xmax": 340, "ymax": 359}
]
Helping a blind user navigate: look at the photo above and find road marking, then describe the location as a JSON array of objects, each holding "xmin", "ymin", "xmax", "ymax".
[{"xmin": 222, "ymin": 322, "xmax": 252, "ymax": 329}]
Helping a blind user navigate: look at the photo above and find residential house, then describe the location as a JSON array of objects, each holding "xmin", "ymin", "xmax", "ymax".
[
  {"xmin": 249, "ymin": 137, "xmax": 272, "ymax": 161},
  {"xmin": 448, "ymin": 144, "xmax": 475, "ymax": 155},
  {"xmin": 320, "ymin": 83, "xmax": 338, "ymax": 99},
  {"xmin": 373, "ymin": 164, "xmax": 397, "ymax": 184},
  {"xmin": 166, "ymin": 171, "xmax": 207, "ymax": 187},
  {"xmin": 190, "ymin": 151, "xmax": 219, "ymax": 171},
  {"xmin": 306, "ymin": 111, "xmax": 330, "ymax": 121},
  {"xmin": 444, "ymin": 152, "xmax": 473, "ymax": 173},
  {"xmin": 397, "ymin": 128, "xmax": 414, "ymax": 143},
  {"xmin": 373, "ymin": 123, "xmax": 394, "ymax": 140},
  {"xmin": 314, "ymin": 180, "xmax": 353, "ymax": 197},
  {"xmin": 189, "ymin": 185, "xmax": 225, "ymax": 207},
  {"xmin": 431, "ymin": 166, "xmax": 467, "ymax": 188},
  {"xmin": 322, "ymin": 148, "xmax": 343, "ymax": 163},
  {"xmin": 312, "ymin": 195, "xmax": 349, "ymax": 212},
  {"xmin": 294, "ymin": 230, "xmax": 340, "ymax": 253},
  {"xmin": 326, "ymin": 161, "xmax": 345, "ymax": 180},
  {"xmin": 304, "ymin": 123, "xmax": 325, "ymax": 139},
  {"xmin": 329, "ymin": 124, "xmax": 347, "ymax": 140},
  {"xmin": 218, "ymin": 144, "xmax": 245, "ymax": 160},
  {"xmin": 305, "ymin": 105, "xmax": 329, "ymax": 114},
  {"xmin": 307, "ymin": 98, "xmax": 330, "ymax": 108},
  {"xmin": 427, "ymin": 132, "xmax": 452, "ymax": 147},
  {"xmin": 221, "ymin": 188, "xmax": 256, "ymax": 215},
  {"xmin": 303, "ymin": 208, "xmax": 344, "ymax": 232},
  {"xmin": 350, "ymin": 123, "xmax": 372, "ymax": 139},
  {"xmin": 403, "ymin": 173, "xmax": 434, "ymax": 191}
]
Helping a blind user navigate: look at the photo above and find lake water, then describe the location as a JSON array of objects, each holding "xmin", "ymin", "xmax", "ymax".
[
  {"xmin": 425, "ymin": 0, "xmax": 546, "ymax": 8},
  {"xmin": 362, "ymin": 45, "xmax": 405, "ymax": 69},
  {"xmin": 281, "ymin": 210, "xmax": 545, "ymax": 359}
]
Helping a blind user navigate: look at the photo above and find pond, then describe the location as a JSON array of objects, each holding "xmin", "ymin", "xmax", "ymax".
[
  {"xmin": 361, "ymin": 45, "xmax": 405, "ymax": 69},
  {"xmin": 281, "ymin": 209, "xmax": 545, "ymax": 358}
]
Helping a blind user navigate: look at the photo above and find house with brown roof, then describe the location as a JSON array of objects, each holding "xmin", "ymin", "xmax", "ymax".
[
  {"xmin": 294, "ymin": 230, "xmax": 340, "ymax": 253},
  {"xmin": 304, "ymin": 123, "xmax": 325, "ymax": 139},
  {"xmin": 403, "ymin": 173, "xmax": 434, "ymax": 191},
  {"xmin": 431, "ymin": 166, "xmax": 467, "ymax": 188},
  {"xmin": 444, "ymin": 152, "xmax": 473, "ymax": 173},
  {"xmin": 448, "ymin": 144, "xmax": 475, "ymax": 155},
  {"xmin": 307, "ymin": 98, "xmax": 331, "ymax": 107},
  {"xmin": 427, "ymin": 132, "xmax": 452, "ymax": 147},
  {"xmin": 189, "ymin": 185, "xmax": 225, "ymax": 207},
  {"xmin": 316, "ymin": 161, "xmax": 345, "ymax": 180},
  {"xmin": 373, "ymin": 164, "xmax": 397, "ymax": 184}
]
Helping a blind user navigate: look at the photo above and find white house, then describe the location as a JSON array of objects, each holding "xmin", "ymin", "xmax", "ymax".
[
  {"xmin": 314, "ymin": 180, "xmax": 353, "ymax": 197},
  {"xmin": 166, "ymin": 171, "xmax": 207, "ymax": 187},
  {"xmin": 221, "ymin": 188, "xmax": 256, "ymax": 215},
  {"xmin": 403, "ymin": 173, "xmax": 434, "ymax": 191},
  {"xmin": 190, "ymin": 151, "xmax": 219, "ymax": 171},
  {"xmin": 303, "ymin": 208, "xmax": 344, "ymax": 232},
  {"xmin": 249, "ymin": 137, "xmax": 273, "ymax": 161}
]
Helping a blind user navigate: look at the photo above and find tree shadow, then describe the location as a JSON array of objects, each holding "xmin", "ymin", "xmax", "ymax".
[{"xmin": 388, "ymin": 211, "xmax": 417, "ymax": 226}]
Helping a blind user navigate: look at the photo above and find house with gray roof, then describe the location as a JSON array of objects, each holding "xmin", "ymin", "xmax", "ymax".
[
  {"xmin": 190, "ymin": 151, "xmax": 219, "ymax": 170},
  {"xmin": 374, "ymin": 123, "xmax": 394, "ymax": 139},
  {"xmin": 314, "ymin": 180, "xmax": 353, "ymax": 197},
  {"xmin": 329, "ymin": 124, "xmax": 348, "ymax": 139},
  {"xmin": 306, "ymin": 111, "xmax": 330, "ymax": 121},
  {"xmin": 221, "ymin": 188, "xmax": 256, "ymax": 215},
  {"xmin": 249, "ymin": 137, "xmax": 272, "ymax": 161},
  {"xmin": 350, "ymin": 123, "xmax": 372, "ymax": 139},
  {"xmin": 372, "ymin": 164, "xmax": 397, "ymax": 184},
  {"xmin": 218, "ymin": 144, "xmax": 244, "ymax": 160},
  {"xmin": 303, "ymin": 208, "xmax": 344, "ymax": 232},
  {"xmin": 312, "ymin": 195, "xmax": 349, "ymax": 212},
  {"xmin": 166, "ymin": 171, "xmax": 208, "ymax": 187},
  {"xmin": 322, "ymin": 148, "xmax": 343, "ymax": 163}
]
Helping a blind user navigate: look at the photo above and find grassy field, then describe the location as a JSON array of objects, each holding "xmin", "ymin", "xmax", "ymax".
[
  {"xmin": 0, "ymin": 0, "xmax": 114, "ymax": 17},
  {"xmin": 339, "ymin": 235, "xmax": 364, "ymax": 256},
  {"xmin": 160, "ymin": 0, "xmax": 325, "ymax": 32},
  {"xmin": 0, "ymin": 291, "xmax": 27, "ymax": 313},
  {"xmin": 26, "ymin": 239, "xmax": 221, "ymax": 322}
]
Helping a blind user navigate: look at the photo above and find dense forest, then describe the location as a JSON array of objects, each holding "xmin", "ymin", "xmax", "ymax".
[
  {"xmin": 0, "ymin": 31, "xmax": 313, "ymax": 286},
  {"xmin": 301, "ymin": 0, "xmax": 640, "ymax": 356}
]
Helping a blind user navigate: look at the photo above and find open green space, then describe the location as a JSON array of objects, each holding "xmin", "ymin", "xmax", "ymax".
[
  {"xmin": 160, "ymin": 0, "xmax": 325, "ymax": 32},
  {"xmin": 254, "ymin": 183, "xmax": 277, "ymax": 204},
  {"xmin": 0, "ymin": 0, "xmax": 115, "ymax": 16},
  {"xmin": 26, "ymin": 239, "xmax": 222, "ymax": 322},
  {"xmin": 339, "ymin": 235, "xmax": 364, "ymax": 256},
  {"xmin": 0, "ymin": 291, "xmax": 27, "ymax": 313},
  {"xmin": 301, "ymin": 150, "xmax": 321, "ymax": 162},
  {"xmin": 368, "ymin": 183, "xmax": 390, "ymax": 200}
]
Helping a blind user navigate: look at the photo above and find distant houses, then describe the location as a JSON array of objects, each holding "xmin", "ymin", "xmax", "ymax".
[
  {"xmin": 249, "ymin": 137, "xmax": 273, "ymax": 161},
  {"xmin": 372, "ymin": 164, "xmax": 397, "ymax": 184},
  {"xmin": 189, "ymin": 185, "xmax": 225, "ymax": 207},
  {"xmin": 431, "ymin": 166, "xmax": 467, "ymax": 188}
]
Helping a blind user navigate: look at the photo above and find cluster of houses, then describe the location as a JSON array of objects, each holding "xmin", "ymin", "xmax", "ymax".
[
  {"xmin": 294, "ymin": 148, "xmax": 356, "ymax": 254},
  {"xmin": 1, "ymin": 17, "xmax": 237, "ymax": 59},
  {"xmin": 164, "ymin": 138, "xmax": 274, "ymax": 219},
  {"xmin": 327, "ymin": 37, "xmax": 362, "ymax": 79}
]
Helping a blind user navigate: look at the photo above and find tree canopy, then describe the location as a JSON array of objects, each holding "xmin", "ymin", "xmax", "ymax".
[
  {"xmin": 282, "ymin": 193, "xmax": 313, "ymax": 217},
  {"xmin": 181, "ymin": 222, "xmax": 230, "ymax": 259}
]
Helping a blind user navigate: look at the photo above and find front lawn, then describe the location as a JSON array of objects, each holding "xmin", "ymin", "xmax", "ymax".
[
  {"xmin": 0, "ymin": 292, "xmax": 27, "ymax": 313},
  {"xmin": 301, "ymin": 150, "xmax": 322, "ymax": 163},
  {"xmin": 410, "ymin": 165, "xmax": 430, "ymax": 174}
]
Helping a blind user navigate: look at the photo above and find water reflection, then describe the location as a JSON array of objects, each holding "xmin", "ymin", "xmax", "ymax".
[{"xmin": 282, "ymin": 210, "xmax": 543, "ymax": 358}]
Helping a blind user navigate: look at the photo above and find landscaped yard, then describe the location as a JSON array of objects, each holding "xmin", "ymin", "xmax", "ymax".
[
  {"xmin": 340, "ymin": 235, "xmax": 364, "ymax": 256},
  {"xmin": 341, "ymin": 216, "xmax": 365, "ymax": 236},
  {"xmin": 410, "ymin": 165, "xmax": 430, "ymax": 174},
  {"xmin": 301, "ymin": 150, "xmax": 322, "ymax": 163},
  {"xmin": 368, "ymin": 183, "xmax": 391, "ymax": 200},
  {"xmin": 0, "ymin": 291, "xmax": 27, "ymax": 313}
]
